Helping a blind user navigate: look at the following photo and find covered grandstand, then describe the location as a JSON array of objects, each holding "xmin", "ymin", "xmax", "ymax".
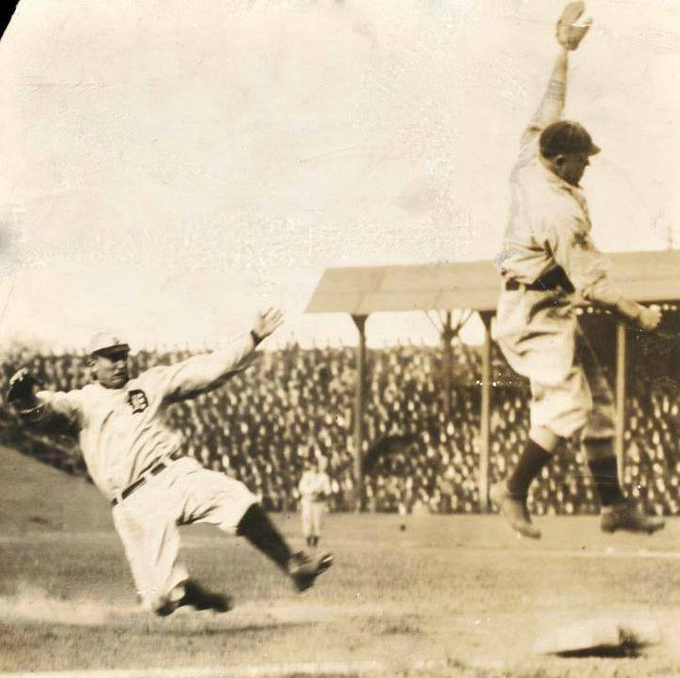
[
  {"xmin": 0, "ymin": 251, "xmax": 677, "ymax": 518},
  {"xmin": 306, "ymin": 250, "xmax": 680, "ymax": 510}
]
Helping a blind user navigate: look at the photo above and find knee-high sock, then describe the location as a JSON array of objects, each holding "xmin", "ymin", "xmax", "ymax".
[
  {"xmin": 507, "ymin": 437, "xmax": 552, "ymax": 500},
  {"xmin": 584, "ymin": 439, "xmax": 625, "ymax": 508},
  {"xmin": 237, "ymin": 503, "xmax": 293, "ymax": 572}
]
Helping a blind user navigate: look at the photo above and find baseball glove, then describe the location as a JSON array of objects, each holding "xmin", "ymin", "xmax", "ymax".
[
  {"xmin": 7, "ymin": 368, "xmax": 40, "ymax": 412},
  {"xmin": 556, "ymin": 1, "xmax": 591, "ymax": 51}
]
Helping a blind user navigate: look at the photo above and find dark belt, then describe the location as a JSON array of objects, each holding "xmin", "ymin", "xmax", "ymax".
[
  {"xmin": 504, "ymin": 266, "xmax": 574, "ymax": 294},
  {"xmin": 111, "ymin": 451, "xmax": 183, "ymax": 507}
]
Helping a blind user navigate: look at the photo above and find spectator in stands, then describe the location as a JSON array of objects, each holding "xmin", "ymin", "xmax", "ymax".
[{"xmin": 1, "ymin": 314, "xmax": 677, "ymax": 517}]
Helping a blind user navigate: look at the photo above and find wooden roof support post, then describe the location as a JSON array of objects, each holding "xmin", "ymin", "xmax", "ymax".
[
  {"xmin": 479, "ymin": 312, "xmax": 493, "ymax": 512},
  {"xmin": 614, "ymin": 322, "xmax": 627, "ymax": 486},
  {"xmin": 432, "ymin": 309, "xmax": 473, "ymax": 421},
  {"xmin": 351, "ymin": 314, "xmax": 368, "ymax": 512},
  {"xmin": 441, "ymin": 311, "xmax": 454, "ymax": 420}
]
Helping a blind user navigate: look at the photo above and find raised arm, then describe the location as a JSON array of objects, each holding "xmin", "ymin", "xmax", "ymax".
[
  {"xmin": 524, "ymin": 49, "xmax": 569, "ymax": 141},
  {"xmin": 521, "ymin": 2, "xmax": 591, "ymax": 144},
  {"xmin": 162, "ymin": 308, "xmax": 284, "ymax": 402}
]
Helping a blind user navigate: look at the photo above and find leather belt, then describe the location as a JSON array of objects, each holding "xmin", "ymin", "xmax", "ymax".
[
  {"xmin": 111, "ymin": 450, "xmax": 183, "ymax": 507},
  {"xmin": 504, "ymin": 266, "xmax": 574, "ymax": 294}
]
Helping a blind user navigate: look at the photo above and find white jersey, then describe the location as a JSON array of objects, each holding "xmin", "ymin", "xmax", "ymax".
[
  {"xmin": 34, "ymin": 337, "xmax": 256, "ymax": 502},
  {"xmin": 298, "ymin": 470, "xmax": 331, "ymax": 502},
  {"xmin": 495, "ymin": 127, "xmax": 622, "ymax": 307}
]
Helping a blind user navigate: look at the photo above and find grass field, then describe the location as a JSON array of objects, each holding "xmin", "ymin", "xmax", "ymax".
[{"xmin": 2, "ymin": 447, "xmax": 680, "ymax": 678}]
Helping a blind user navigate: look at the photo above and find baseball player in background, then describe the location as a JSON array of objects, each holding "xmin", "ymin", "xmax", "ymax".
[
  {"xmin": 491, "ymin": 2, "xmax": 664, "ymax": 539},
  {"xmin": 298, "ymin": 457, "xmax": 331, "ymax": 548},
  {"xmin": 7, "ymin": 309, "xmax": 332, "ymax": 615}
]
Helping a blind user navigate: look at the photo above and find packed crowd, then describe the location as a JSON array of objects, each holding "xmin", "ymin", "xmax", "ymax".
[{"xmin": 0, "ymin": 335, "xmax": 677, "ymax": 515}]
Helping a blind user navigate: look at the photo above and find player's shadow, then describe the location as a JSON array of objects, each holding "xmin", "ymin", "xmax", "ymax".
[
  {"xmin": 556, "ymin": 643, "xmax": 643, "ymax": 659},
  {"xmin": 158, "ymin": 620, "xmax": 315, "ymax": 637}
]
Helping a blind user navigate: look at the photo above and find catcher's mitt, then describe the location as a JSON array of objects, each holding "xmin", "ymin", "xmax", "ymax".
[
  {"xmin": 556, "ymin": 1, "xmax": 592, "ymax": 51},
  {"xmin": 7, "ymin": 368, "xmax": 40, "ymax": 412}
]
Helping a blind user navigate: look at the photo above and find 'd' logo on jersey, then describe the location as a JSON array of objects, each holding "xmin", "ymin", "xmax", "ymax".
[
  {"xmin": 572, "ymin": 231, "xmax": 590, "ymax": 250},
  {"xmin": 126, "ymin": 389, "xmax": 149, "ymax": 414}
]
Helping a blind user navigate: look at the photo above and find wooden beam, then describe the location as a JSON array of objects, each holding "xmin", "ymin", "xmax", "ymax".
[
  {"xmin": 614, "ymin": 322, "xmax": 627, "ymax": 485},
  {"xmin": 351, "ymin": 314, "xmax": 368, "ymax": 511},
  {"xmin": 441, "ymin": 311, "xmax": 453, "ymax": 420},
  {"xmin": 479, "ymin": 313, "xmax": 493, "ymax": 512}
]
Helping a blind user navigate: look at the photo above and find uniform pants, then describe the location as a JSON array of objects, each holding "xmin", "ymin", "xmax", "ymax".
[
  {"xmin": 496, "ymin": 288, "xmax": 616, "ymax": 441},
  {"xmin": 111, "ymin": 457, "xmax": 256, "ymax": 613},
  {"xmin": 530, "ymin": 327, "xmax": 616, "ymax": 441}
]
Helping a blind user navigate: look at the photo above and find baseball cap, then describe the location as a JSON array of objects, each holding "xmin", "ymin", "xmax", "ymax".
[
  {"xmin": 88, "ymin": 331, "xmax": 130, "ymax": 357},
  {"xmin": 539, "ymin": 120, "xmax": 600, "ymax": 158}
]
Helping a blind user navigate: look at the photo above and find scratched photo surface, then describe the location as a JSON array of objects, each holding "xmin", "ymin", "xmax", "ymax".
[{"xmin": 0, "ymin": 1, "xmax": 678, "ymax": 677}]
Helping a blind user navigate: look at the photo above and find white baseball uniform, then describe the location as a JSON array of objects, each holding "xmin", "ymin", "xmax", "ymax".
[
  {"xmin": 494, "ymin": 126, "xmax": 619, "ymax": 440},
  {"xmin": 298, "ymin": 469, "xmax": 331, "ymax": 540},
  {"xmin": 30, "ymin": 336, "xmax": 259, "ymax": 612}
]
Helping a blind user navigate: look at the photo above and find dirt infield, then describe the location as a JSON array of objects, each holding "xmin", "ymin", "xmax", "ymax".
[{"xmin": 1, "ymin": 447, "xmax": 680, "ymax": 677}]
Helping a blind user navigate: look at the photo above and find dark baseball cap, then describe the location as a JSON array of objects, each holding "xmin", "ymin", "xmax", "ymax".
[{"xmin": 539, "ymin": 120, "xmax": 601, "ymax": 158}]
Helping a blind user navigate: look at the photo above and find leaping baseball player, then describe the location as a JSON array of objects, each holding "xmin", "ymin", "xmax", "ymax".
[
  {"xmin": 491, "ymin": 2, "xmax": 664, "ymax": 539},
  {"xmin": 7, "ymin": 309, "xmax": 332, "ymax": 615}
]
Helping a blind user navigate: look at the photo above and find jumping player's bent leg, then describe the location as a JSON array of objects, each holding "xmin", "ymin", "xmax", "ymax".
[
  {"xmin": 490, "ymin": 429, "xmax": 555, "ymax": 539},
  {"xmin": 583, "ymin": 438, "xmax": 662, "ymax": 534},
  {"xmin": 491, "ymin": 362, "xmax": 590, "ymax": 539},
  {"xmin": 579, "ymin": 336, "xmax": 664, "ymax": 534}
]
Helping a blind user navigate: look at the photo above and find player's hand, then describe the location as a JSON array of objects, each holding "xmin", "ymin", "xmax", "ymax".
[
  {"xmin": 556, "ymin": 2, "xmax": 592, "ymax": 51},
  {"xmin": 638, "ymin": 305, "xmax": 662, "ymax": 331},
  {"xmin": 252, "ymin": 308, "xmax": 284, "ymax": 341}
]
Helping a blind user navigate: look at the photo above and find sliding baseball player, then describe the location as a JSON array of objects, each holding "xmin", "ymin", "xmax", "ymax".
[{"xmin": 7, "ymin": 309, "xmax": 332, "ymax": 615}]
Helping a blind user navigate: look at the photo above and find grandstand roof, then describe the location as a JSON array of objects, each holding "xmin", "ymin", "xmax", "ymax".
[{"xmin": 306, "ymin": 250, "xmax": 680, "ymax": 315}]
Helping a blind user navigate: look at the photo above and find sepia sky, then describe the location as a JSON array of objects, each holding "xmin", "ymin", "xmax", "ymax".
[{"xmin": 0, "ymin": 0, "xmax": 678, "ymax": 351}]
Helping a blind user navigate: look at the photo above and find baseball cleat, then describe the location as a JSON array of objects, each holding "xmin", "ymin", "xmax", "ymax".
[
  {"xmin": 600, "ymin": 503, "xmax": 665, "ymax": 535},
  {"xmin": 288, "ymin": 551, "xmax": 333, "ymax": 592},
  {"xmin": 490, "ymin": 481, "xmax": 541, "ymax": 540},
  {"xmin": 154, "ymin": 581, "xmax": 233, "ymax": 617},
  {"xmin": 154, "ymin": 600, "xmax": 180, "ymax": 617}
]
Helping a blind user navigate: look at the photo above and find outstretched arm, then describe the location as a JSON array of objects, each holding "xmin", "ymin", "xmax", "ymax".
[
  {"xmin": 162, "ymin": 308, "xmax": 284, "ymax": 402},
  {"xmin": 521, "ymin": 2, "xmax": 591, "ymax": 144}
]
